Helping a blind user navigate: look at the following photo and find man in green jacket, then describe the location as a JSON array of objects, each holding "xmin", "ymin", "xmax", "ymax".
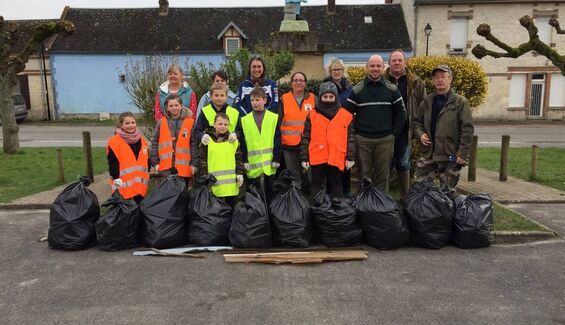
[
  {"xmin": 346, "ymin": 54, "xmax": 406, "ymax": 192},
  {"xmin": 413, "ymin": 65, "xmax": 474, "ymax": 195},
  {"xmin": 383, "ymin": 49, "xmax": 426, "ymax": 201}
]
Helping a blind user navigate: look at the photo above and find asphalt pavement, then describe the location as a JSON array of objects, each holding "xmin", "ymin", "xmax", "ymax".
[
  {"xmin": 2, "ymin": 121, "xmax": 565, "ymax": 148},
  {"xmin": 1, "ymin": 210, "xmax": 564, "ymax": 324}
]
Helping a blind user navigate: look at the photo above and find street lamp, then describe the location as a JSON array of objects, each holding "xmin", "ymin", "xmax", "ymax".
[{"xmin": 424, "ymin": 23, "xmax": 432, "ymax": 56}]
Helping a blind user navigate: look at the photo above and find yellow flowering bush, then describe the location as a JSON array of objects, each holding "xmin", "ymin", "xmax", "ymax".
[
  {"xmin": 347, "ymin": 66, "xmax": 366, "ymax": 85},
  {"xmin": 407, "ymin": 55, "xmax": 488, "ymax": 108}
]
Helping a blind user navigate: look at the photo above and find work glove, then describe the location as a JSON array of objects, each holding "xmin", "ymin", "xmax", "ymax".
[
  {"xmin": 236, "ymin": 175, "xmax": 244, "ymax": 187},
  {"xmin": 301, "ymin": 161, "xmax": 310, "ymax": 170},
  {"xmin": 191, "ymin": 166, "xmax": 198, "ymax": 175},
  {"xmin": 153, "ymin": 164, "xmax": 160, "ymax": 172},
  {"xmin": 271, "ymin": 162, "xmax": 280, "ymax": 169},
  {"xmin": 228, "ymin": 132, "xmax": 238, "ymax": 143},
  {"xmin": 244, "ymin": 163, "xmax": 250, "ymax": 171},
  {"xmin": 345, "ymin": 160, "xmax": 355, "ymax": 170},
  {"xmin": 113, "ymin": 178, "xmax": 123, "ymax": 187},
  {"xmin": 201, "ymin": 134, "xmax": 211, "ymax": 145}
]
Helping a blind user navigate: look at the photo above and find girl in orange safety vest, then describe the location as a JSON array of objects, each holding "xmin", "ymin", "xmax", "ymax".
[
  {"xmin": 107, "ymin": 111, "xmax": 150, "ymax": 203},
  {"xmin": 150, "ymin": 94, "xmax": 196, "ymax": 187},
  {"xmin": 300, "ymin": 82, "xmax": 356, "ymax": 198}
]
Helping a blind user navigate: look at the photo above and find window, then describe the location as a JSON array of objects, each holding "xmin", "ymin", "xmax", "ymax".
[
  {"xmin": 549, "ymin": 74, "xmax": 565, "ymax": 107},
  {"xmin": 450, "ymin": 18, "xmax": 468, "ymax": 52},
  {"xmin": 535, "ymin": 17, "xmax": 552, "ymax": 44},
  {"xmin": 508, "ymin": 74, "xmax": 527, "ymax": 108},
  {"xmin": 225, "ymin": 38, "xmax": 240, "ymax": 56}
]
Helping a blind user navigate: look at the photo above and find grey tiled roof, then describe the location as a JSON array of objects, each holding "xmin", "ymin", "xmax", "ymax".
[{"xmin": 49, "ymin": 5, "xmax": 411, "ymax": 53}]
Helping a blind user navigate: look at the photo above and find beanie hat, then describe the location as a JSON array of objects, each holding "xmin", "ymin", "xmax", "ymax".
[{"xmin": 318, "ymin": 81, "xmax": 338, "ymax": 98}]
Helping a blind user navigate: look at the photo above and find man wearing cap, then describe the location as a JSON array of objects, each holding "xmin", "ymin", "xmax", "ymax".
[
  {"xmin": 383, "ymin": 49, "xmax": 427, "ymax": 201},
  {"xmin": 412, "ymin": 65, "xmax": 474, "ymax": 195},
  {"xmin": 346, "ymin": 54, "xmax": 406, "ymax": 192}
]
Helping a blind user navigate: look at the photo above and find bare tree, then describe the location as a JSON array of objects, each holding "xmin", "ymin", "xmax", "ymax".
[
  {"xmin": 472, "ymin": 15, "xmax": 565, "ymax": 75},
  {"xmin": 0, "ymin": 17, "xmax": 75, "ymax": 153}
]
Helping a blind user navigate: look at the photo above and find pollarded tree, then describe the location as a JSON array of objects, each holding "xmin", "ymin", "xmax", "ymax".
[
  {"xmin": 0, "ymin": 17, "xmax": 75, "ymax": 154},
  {"xmin": 472, "ymin": 15, "xmax": 565, "ymax": 75}
]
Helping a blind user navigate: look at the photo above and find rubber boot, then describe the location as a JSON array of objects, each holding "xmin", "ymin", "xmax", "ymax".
[{"xmin": 398, "ymin": 170, "xmax": 411, "ymax": 204}]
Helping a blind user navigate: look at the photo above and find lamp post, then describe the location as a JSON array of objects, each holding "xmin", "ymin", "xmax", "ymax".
[{"xmin": 424, "ymin": 23, "xmax": 432, "ymax": 56}]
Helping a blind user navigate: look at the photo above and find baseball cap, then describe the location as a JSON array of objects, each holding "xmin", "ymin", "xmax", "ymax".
[{"xmin": 432, "ymin": 64, "xmax": 452, "ymax": 76}]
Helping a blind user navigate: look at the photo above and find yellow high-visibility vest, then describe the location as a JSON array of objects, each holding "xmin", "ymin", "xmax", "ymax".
[
  {"xmin": 207, "ymin": 139, "xmax": 239, "ymax": 197},
  {"xmin": 241, "ymin": 110, "xmax": 278, "ymax": 178},
  {"xmin": 202, "ymin": 104, "xmax": 239, "ymax": 133}
]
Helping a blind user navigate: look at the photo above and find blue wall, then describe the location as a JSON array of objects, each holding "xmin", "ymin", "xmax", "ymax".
[
  {"xmin": 323, "ymin": 51, "xmax": 415, "ymax": 67},
  {"xmin": 51, "ymin": 53, "xmax": 224, "ymax": 115}
]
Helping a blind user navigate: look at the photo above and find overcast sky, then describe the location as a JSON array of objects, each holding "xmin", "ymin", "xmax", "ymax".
[{"xmin": 1, "ymin": 0, "xmax": 383, "ymax": 20}]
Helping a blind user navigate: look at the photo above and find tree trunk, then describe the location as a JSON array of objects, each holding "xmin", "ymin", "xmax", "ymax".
[{"xmin": 0, "ymin": 82, "xmax": 20, "ymax": 153}]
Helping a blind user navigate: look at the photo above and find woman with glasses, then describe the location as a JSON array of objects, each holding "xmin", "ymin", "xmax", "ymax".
[
  {"xmin": 278, "ymin": 72, "xmax": 315, "ymax": 189},
  {"xmin": 324, "ymin": 58, "xmax": 353, "ymax": 107}
]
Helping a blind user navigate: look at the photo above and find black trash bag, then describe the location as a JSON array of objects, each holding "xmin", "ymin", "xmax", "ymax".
[
  {"xmin": 140, "ymin": 175, "xmax": 188, "ymax": 249},
  {"xmin": 48, "ymin": 176, "xmax": 100, "ymax": 250},
  {"xmin": 229, "ymin": 179, "xmax": 272, "ymax": 248},
  {"xmin": 352, "ymin": 178, "xmax": 410, "ymax": 249},
  {"xmin": 270, "ymin": 170, "xmax": 311, "ymax": 248},
  {"xmin": 95, "ymin": 191, "xmax": 141, "ymax": 251},
  {"xmin": 311, "ymin": 189, "xmax": 362, "ymax": 247},
  {"xmin": 452, "ymin": 193, "xmax": 493, "ymax": 248},
  {"xmin": 405, "ymin": 181, "xmax": 454, "ymax": 249},
  {"xmin": 187, "ymin": 175, "xmax": 233, "ymax": 246}
]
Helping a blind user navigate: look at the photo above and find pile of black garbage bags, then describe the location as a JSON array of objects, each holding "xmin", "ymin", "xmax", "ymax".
[{"xmin": 47, "ymin": 172, "xmax": 493, "ymax": 251}]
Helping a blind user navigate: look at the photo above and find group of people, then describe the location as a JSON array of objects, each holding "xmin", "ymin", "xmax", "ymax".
[{"xmin": 106, "ymin": 50, "xmax": 474, "ymax": 207}]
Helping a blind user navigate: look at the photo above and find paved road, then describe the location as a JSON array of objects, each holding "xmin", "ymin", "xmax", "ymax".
[
  {"xmin": 1, "ymin": 122, "xmax": 565, "ymax": 148},
  {"xmin": 2, "ymin": 210, "xmax": 564, "ymax": 324}
]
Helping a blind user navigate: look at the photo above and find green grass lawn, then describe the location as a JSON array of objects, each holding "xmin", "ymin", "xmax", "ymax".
[
  {"xmin": 0, "ymin": 147, "xmax": 107, "ymax": 203},
  {"xmin": 477, "ymin": 147, "xmax": 565, "ymax": 191}
]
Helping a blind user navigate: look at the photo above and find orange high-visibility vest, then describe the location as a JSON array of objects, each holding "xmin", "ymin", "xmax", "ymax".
[
  {"xmin": 280, "ymin": 92, "xmax": 315, "ymax": 146},
  {"xmin": 158, "ymin": 117, "xmax": 195, "ymax": 177},
  {"xmin": 107, "ymin": 135, "xmax": 149, "ymax": 199},
  {"xmin": 308, "ymin": 108, "xmax": 353, "ymax": 171}
]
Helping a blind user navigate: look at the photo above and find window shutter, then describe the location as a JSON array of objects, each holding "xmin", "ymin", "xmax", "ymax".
[
  {"xmin": 535, "ymin": 17, "xmax": 552, "ymax": 44},
  {"xmin": 508, "ymin": 74, "xmax": 527, "ymax": 108},
  {"xmin": 450, "ymin": 18, "xmax": 468, "ymax": 51},
  {"xmin": 549, "ymin": 74, "xmax": 565, "ymax": 107}
]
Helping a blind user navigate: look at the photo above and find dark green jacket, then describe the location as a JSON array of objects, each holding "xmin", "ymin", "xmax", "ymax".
[
  {"xmin": 413, "ymin": 88, "xmax": 474, "ymax": 161},
  {"xmin": 383, "ymin": 67, "xmax": 427, "ymax": 140},
  {"xmin": 345, "ymin": 77, "xmax": 406, "ymax": 139}
]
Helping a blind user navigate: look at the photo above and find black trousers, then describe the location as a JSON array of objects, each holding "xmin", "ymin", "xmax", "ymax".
[{"xmin": 311, "ymin": 163, "xmax": 344, "ymax": 198}]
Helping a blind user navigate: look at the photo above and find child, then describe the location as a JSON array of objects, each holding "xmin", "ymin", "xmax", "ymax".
[
  {"xmin": 150, "ymin": 94, "xmax": 196, "ymax": 185},
  {"xmin": 192, "ymin": 83, "xmax": 242, "ymax": 146},
  {"xmin": 107, "ymin": 111, "xmax": 150, "ymax": 203},
  {"xmin": 300, "ymin": 82, "xmax": 356, "ymax": 198},
  {"xmin": 240, "ymin": 86, "xmax": 282, "ymax": 204},
  {"xmin": 199, "ymin": 113, "xmax": 245, "ymax": 207}
]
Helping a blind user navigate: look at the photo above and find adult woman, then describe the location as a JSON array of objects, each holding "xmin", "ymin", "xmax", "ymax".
[
  {"xmin": 195, "ymin": 70, "xmax": 237, "ymax": 120},
  {"xmin": 324, "ymin": 58, "xmax": 352, "ymax": 107},
  {"xmin": 278, "ymin": 71, "xmax": 315, "ymax": 188},
  {"xmin": 154, "ymin": 64, "xmax": 197, "ymax": 120},
  {"xmin": 234, "ymin": 56, "xmax": 278, "ymax": 116}
]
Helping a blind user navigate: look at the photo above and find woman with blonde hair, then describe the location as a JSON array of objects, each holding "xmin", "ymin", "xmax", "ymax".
[
  {"xmin": 324, "ymin": 58, "xmax": 353, "ymax": 107},
  {"xmin": 154, "ymin": 63, "xmax": 197, "ymax": 120}
]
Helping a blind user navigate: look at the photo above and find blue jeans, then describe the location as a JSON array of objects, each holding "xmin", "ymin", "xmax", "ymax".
[{"xmin": 393, "ymin": 132, "xmax": 411, "ymax": 172}]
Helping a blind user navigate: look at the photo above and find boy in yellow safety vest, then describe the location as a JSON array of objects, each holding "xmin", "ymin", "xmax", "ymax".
[
  {"xmin": 240, "ymin": 86, "xmax": 282, "ymax": 204},
  {"xmin": 198, "ymin": 112, "xmax": 245, "ymax": 207}
]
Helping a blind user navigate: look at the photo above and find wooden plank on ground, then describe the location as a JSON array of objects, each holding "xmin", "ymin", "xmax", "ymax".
[{"xmin": 223, "ymin": 249, "xmax": 368, "ymax": 264}]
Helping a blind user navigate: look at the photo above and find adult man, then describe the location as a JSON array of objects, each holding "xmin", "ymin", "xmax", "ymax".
[
  {"xmin": 383, "ymin": 49, "xmax": 426, "ymax": 200},
  {"xmin": 346, "ymin": 55, "xmax": 406, "ymax": 192},
  {"xmin": 413, "ymin": 65, "xmax": 474, "ymax": 195}
]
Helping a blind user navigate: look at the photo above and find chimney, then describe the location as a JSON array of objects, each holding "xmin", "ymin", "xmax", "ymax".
[{"xmin": 327, "ymin": 0, "xmax": 336, "ymax": 15}]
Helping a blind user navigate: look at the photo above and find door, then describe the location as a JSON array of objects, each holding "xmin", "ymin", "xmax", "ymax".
[{"xmin": 529, "ymin": 74, "xmax": 545, "ymax": 118}]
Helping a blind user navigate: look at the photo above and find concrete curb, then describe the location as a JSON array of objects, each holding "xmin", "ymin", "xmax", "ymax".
[
  {"xmin": 492, "ymin": 231, "xmax": 559, "ymax": 244},
  {"xmin": 0, "ymin": 203, "xmax": 51, "ymax": 210}
]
